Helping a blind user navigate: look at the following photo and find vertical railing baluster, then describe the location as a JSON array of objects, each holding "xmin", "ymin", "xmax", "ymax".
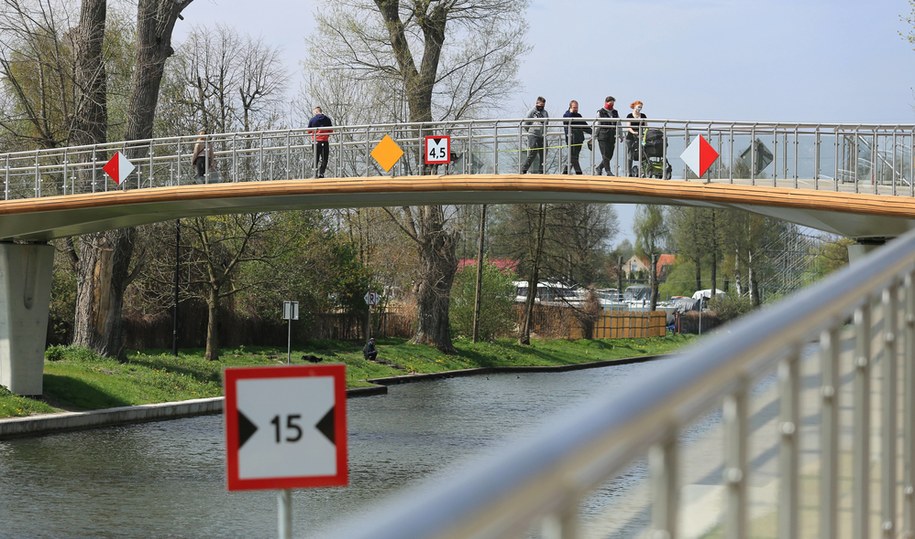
[
  {"xmin": 4, "ymin": 153, "xmax": 9, "ymax": 200},
  {"xmin": 750, "ymin": 124, "xmax": 757, "ymax": 186},
  {"xmin": 793, "ymin": 125, "xmax": 799, "ymax": 187},
  {"xmin": 882, "ymin": 284, "xmax": 899, "ymax": 537},
  {"xmin": 779, "ymin": 349, "xmax": 801, "ymax": 538},
  {"xmin": 814, "ymin": 126, "xmax": 821, "ymax": 189},
  {"xmin": 725, "ymin": 382, "xmax": 749, "ymax": 539},
  {"xmin": 821, "ymin": 325, "xmax": 840, "ymax": 539},
  {"xmin": 650, "ymin": 435, "xmax": 679, "ymax": 539},
  {"xmin": 873, "ymin": 131, "xmax": 879, "ymax": 195},
  {"xmin": 854, "ymin": 301, "xmax": 873, "ymax": 539},
  {"xmin": 729, "ymin": 124, "xmax": 734, "ymax": 184},
  {"xmin": 904, "ymin": 272, "xmax": 915, "ymax": 537},
  {"xmin": 285, "ymin": 131, "xmax": 291, "ymax": 180},
  {"xmin": 34, "ymin": 149, "xmax": 40, "ymax": 197},
  {"xmin": 541, "ymin": 502, "xmax": 580, "ymax": 539}
]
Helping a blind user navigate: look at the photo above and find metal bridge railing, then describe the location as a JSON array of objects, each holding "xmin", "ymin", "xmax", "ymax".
[
  {"xmin": 322, "ymin": 227, "xmax": 915, "ymax": 539},
  {"xmin": 1, "ymin": 119, "xmax": 914, "ymax": 200}
]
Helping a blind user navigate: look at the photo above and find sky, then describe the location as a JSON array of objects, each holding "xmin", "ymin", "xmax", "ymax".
[{"xmin": 172, "ymin": 0, "xmax": 915, "ymax": 240}]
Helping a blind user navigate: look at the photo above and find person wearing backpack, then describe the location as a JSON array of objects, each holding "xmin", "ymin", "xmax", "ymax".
[{"xmin": 594, "ymin": 96, "xmax": 620, "ymax": 175}]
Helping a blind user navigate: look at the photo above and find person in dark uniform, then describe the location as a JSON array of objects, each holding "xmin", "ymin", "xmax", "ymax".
[{"xmin": 362, "ymin": 337, "xmax": 378, "ymax": 361}]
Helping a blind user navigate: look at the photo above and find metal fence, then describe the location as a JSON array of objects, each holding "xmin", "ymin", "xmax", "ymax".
[
  {"xmin": 322, "ymin": 227, "xmax": 915, "ymax": 538},
  {"xmin": 2, "ymin": 119, "xmax": 914, "ymax": 200}
]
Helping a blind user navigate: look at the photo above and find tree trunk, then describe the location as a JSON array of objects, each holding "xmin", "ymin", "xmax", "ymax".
[
  {"xmin": 616, "ymin": 256, "xmax": 624, "ymax": 297},
  {"xmin": 72, "ymin": 0, "xmax": 191, "ymax": 359},
  {"xmin": 519, "ymin": 205, "xmax": 547, "ymax": 345},
  {"xmin": 205, "ymin": 285, "xmax": 220, "ymax": 361},
  {"xmin": 411, "ymin": 208, "xmax": 457, "ymax": 353},
  {"xmin": 471, "ymin": 204, "xmax": 486, "ymax": 343},
  {"xmin": 694, "ymin": 256, "xmax": 703, "ymax": 294},
  {"xmin": 71, "ymin": 0, "xmax": 107, "ymax": 148},
  {"xmin": 649, "ymin": 253, "xmax": 658, "ymax": 311},
  {"xmin": 72, "ymin": 231, "xmax": 134, "ymax": 359}
]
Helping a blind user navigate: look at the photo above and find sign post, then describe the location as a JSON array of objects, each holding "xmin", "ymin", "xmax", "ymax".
[
  {"xmin": 224, "ymin": 365, "xmax": 348, "ymax": 538},
  {"xmin": 282, "ymin": 301, "xmax": 299, "ymax": 365},
  {"xmin": 363, "ymin": 291, "xmax": 379, "ymax": 340}
]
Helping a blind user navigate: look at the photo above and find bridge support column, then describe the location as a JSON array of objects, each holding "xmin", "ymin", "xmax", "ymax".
[
  {"xmin": 0, "ymin": 242, "xmax": 53, "ymax": 396},
  {"xmin": 847, "ymin": 238, "xmax": 887, "ymax": 264}
]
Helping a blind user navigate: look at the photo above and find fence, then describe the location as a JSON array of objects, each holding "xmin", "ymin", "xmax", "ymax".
[{"xmin": 3, "ymin": 119, "xmax": 914, "ymax": 201}]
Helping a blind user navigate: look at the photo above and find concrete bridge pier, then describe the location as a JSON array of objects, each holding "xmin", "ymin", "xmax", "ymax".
[
  {"xmin": 847, "ymin": 237, "xmax": 887, "ymax": 264},
  {"xmin": 0, "ymin": 242, "xmax": 53, "ymax": 396}
]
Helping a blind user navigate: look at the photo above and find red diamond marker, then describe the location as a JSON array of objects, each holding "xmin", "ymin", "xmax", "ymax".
[
  {"xmin": 680, "ymin": 135, "xmax": 719, "ymax": 177},
  {"xmin": 103, "ymin": 151, "xmax": 135, "ymax": 184}
]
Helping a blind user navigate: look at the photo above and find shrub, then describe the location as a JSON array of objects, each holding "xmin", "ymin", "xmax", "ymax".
[
  {"xmin": 450, "ymin": 261, "xmax": 516, "ymax": 340},
  {"xmin": 708, "ymin": 294, "xmax": 754, "ymax": 322},
  {"xmin": 45, "ymin": 345, "xmax": 103, "ymax": 363}
]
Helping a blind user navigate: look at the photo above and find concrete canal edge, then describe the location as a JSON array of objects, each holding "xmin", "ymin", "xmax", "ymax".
[{"xmin": 0, "ymin": 355, "xmax": 667, "ymax": 439}]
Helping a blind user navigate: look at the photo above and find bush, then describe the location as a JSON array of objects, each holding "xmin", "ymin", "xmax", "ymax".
[
  {"xmin": 450, "ymin": 261, "xmax": 516, "ymax": 340},
  {"xmin": 708, "ymin": 294, "xmax": 754, "ymax": 322},
  {"xmin": 45, "ymin": 345, "xmax": 104, "ymax": 363}
]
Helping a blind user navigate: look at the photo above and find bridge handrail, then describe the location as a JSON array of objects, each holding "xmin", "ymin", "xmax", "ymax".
[
  {"xmin": 2, "ymin": 118, "xmax": 915, "ymax": 160},
  {"xmin": 326, "ymin": 228, "xmax": 915, "ymax": 539},
  {"xmin": 2, "ymin": 118, "xmax": 914, "ymax": 198}
]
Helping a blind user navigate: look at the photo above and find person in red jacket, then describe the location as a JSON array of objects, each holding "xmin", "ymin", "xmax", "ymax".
[{"xmin": 307, "ymin": 107, "xmax": 333, "ymax": 178}]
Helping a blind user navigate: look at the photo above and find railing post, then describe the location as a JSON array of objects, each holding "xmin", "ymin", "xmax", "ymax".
[
  {"xmin": 724, "ymin": 381, "xmax": 749, "ymax": 539},
  {"xmin": 904, "ymin": 272, "xmax": 915, "ymax": 538},
  {"xmin": 814, "ymin": 126, "xmax": 821, "ymax": 189},
  {"xmin": 882, "ymin": 284, "xmax": 899, "ymax": 537},
  {"xmin": 820, "ymin": 325, "xmax": 840, "ymax": 539},
  {"xmin": 750, "ymin": 125, "xmax": 757, "ymax": 186},
  {"xmin": 778, "ymin": 349, "xmax": 800, "ymax": 539},
  {"xmin": 5, "ymin": 153, "xmax": 10, "ymax": 200},
  {"xmin": 854, "ymin": 301, "xmax": 873, "ymax": 539},
  {"xmin": 650, "ymin": 434, "xmax": 679, "ymax": 539},
  {"xmin": 33, "ymin": 149, "xmax": 40, "ymax": 197},
  {"xmin": 541, "ymin": 502, "xmax": 580, "ymax": 539}
]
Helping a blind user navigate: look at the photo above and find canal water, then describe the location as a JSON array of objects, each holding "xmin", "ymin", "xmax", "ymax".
[{"xmin": 0, "ymin": 360, "xmax": 673, "ymax": 538}]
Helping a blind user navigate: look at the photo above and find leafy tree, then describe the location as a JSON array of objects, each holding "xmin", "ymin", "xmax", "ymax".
[
  {"xmin": 633, "ymin": 205, "xmax": 668, "ymax": 311},
  {"xmin": 450, "ymin": 261, "xmax": 515, "ymax": 340},
  {"xmin": 303, "ymin": 0, "xmax": 530, "ymax": 353}
]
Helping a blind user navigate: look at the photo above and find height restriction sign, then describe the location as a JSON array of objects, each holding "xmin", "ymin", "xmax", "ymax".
[
  {"xmin": 424, "ymin": 135, "xmax": 451, "ymax": 165},
  {"xmin": 224, "ymin": 365, "xmax": 348, "ymax": 491}
]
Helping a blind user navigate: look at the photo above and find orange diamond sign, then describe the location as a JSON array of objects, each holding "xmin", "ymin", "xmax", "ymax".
[{"xmin": 371, "ymin": 135, "xmax": 404, "ymax": 172}]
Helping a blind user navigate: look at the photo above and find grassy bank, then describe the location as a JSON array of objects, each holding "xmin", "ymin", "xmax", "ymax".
[{"xmin": 0, "ymin": 335, "xmax": 697, "ymax": 419}]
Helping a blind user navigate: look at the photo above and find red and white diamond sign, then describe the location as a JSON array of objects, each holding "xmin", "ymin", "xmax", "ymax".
[
  {"xmin": 680, "ymin": 135, "xmax": 719, "ymax": 177},
  {"xmin": 102, "ymin": 151, "xmax": 135, "ymax": 185}
]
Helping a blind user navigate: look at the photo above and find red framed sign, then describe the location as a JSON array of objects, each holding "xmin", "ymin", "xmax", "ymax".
[
  {"xmin": 424, "ymin": 135, "xmax": 451, "ymax": 165},
  {"xmin": 224, "ymin": 364, "xmax": 348, "ymax": 491}
]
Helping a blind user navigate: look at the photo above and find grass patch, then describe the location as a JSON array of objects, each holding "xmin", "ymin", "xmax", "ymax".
[{"xmin": 0, "ymin": 334, "xmax": 697, "ymax": 418}]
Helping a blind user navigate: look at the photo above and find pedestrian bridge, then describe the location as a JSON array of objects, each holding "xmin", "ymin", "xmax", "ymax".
[
  {"xmin": 1, "ymin": 118, "xmax": 914, "ymax": 241},
  {"xmin": 3, "ymin": 118, "xmax": 915, "ymax": 537}
]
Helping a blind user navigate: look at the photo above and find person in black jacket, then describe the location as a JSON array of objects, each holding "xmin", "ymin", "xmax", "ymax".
[
  {"xmin": 594, "ymin": 96, "xmax": 620, "ymax": 175},
  {"xmin": 561, "ymin": 100, "xmax": 591, "ymax": 174},
  {"xmin": 626, "ymin": 100, "xmax": 647, "ymax": 176},
  {"xmin": 362, "ymin": 337, "xmax": 377, "ymax": 361}
]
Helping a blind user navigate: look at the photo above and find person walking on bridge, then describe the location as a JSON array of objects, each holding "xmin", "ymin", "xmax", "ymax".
[
  {"xmin": 191, "ymin": 129, "xmax": 215, "ymax": 182},
  {"xmin": 521, "ymin": 96, "xmax": 549, "ymax": 174},
  {"xmin": 594, "ymin": 96, "xmax": 620, "ymax": 175},
  {"xmin": 562, "ymin": 99, "xmax": 591, "ymax": 175},
  {"xmin": 308, "ymin": 106, "xmax": 333, "ymax": 178},
  {"xmin": 625, "ymin": 101, "xmax": 647, "ymax": 176}
]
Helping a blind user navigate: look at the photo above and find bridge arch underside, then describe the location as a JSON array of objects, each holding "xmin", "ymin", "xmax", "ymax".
[
  {"xmin": 2, "ymin": 175, "xmax": 914, "ymax": 242},
  {"xmin": 3, "ymin": 174, "xmax": 915, "ymax": 395}
]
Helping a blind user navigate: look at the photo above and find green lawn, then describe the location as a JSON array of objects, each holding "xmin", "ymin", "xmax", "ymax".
[{"xmin": 0, "ymin": 335, "xmax": 697, "ymax": 418}]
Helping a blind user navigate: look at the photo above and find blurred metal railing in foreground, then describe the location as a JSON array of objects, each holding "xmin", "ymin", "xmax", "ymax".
[
  {"xmin": 326, "ymin": 228, "xmax": 915, "ymax": 538},
  {"xmin": 1, "ymin": 119, "xmax": 913, "ymax": 200}
]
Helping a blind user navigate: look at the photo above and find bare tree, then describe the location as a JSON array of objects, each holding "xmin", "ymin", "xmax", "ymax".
[
  {"xmin": 71, "ymin": 0, "xmax": 192, "ymax": 359},
  {"xmin": 303, "ymin": 0, "xmax": 530, "ymax": 352}
]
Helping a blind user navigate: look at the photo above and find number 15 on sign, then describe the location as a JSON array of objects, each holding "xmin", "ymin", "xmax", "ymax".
[
  {"xmin": 424, "ymin": 135, "xmax": 451, "ymax": 165},
  {"xmin": 224, "ymin": 364, "xmax": 348, "ymax": 491}
]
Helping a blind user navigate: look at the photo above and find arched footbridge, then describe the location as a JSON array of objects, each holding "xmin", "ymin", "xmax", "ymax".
[{"xmin": 2, "ymin": 118, "xmax": 914, "ymax": 394}]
